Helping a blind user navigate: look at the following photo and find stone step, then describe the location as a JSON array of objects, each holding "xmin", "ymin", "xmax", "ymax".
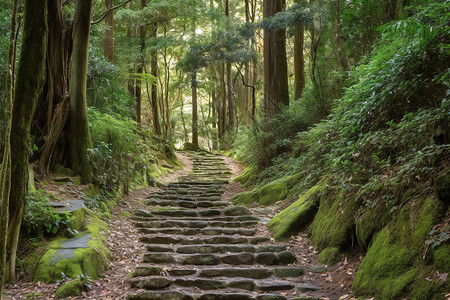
[
  {"xmin": 145, "ymin": 200, "xmax": 228, "ymax": 208},
  {"xmin": 135, "ymin": 220, "xmax": 259, "ymax": 228},
  {"xmin": 173, "ymin": 244, "xmax": 288, "ymax": 254},
  {"xmin": 133, "ymin": 213, "xmax": 259, "ymax": 222},
  {"xmin": 133, "ymin": 266, "xmax": 303, "ymax": 279},
  {"xmin": 148, "ymin": 194, "xmax": 223, "ymax": 201},
  {"xmin": 139, "ymin": 227, "xmax": 256, "ymax": 236},
  {"xmin": 148, "ymin": 207, "xmax": 253, "ymax": 218},
  {"xmin": 141, "ymin": 251, "xmax": 297, "ymax": 265},
  {"xmin": 130, "ymin": 276, "xmax": 296, "ymax": 292},
  {"xmin": 140, "ymin": 235, "xmax": 271, "ymax": 245},
  {"xmin": 127, "ymin": 291, "xmax": 288, "ymax": 300}
]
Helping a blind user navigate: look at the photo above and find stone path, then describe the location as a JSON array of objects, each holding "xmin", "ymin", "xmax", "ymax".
[{"xmin": 127, "ymin": 152, "xmax": 315, "ymax": 300}]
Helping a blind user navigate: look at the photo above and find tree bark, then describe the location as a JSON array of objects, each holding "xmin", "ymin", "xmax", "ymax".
[
  {"xmin": 293, "ymin": 1, "xmax": 305, "ymax": 100},
  {"xmin": 103, "ymin": 0, "xmax": 115, "ymax": 63},
  {"xmin": 191, "ymin": 72, "xmax": 199, "ymax": 147},
  {"xmin": 263, "ymin": 0, "xmax": 289, "ymax": 118},
  {"xmin": 7, "ymin": 0, "xmax": 48, "ymax": 282},
  {"xmin": 68, "ymin": 0, "xmax": 93, "ymax": 183},
  {"xmin": 135, "ymin": 0, "xmax": 146, "ymax": 127},
  {"xmin": 0, "ymin": 0, "xmax": 18, "ymax": 293},
  {"xmin": 334, "ymin": 0, "xmax": 349, "ymax": 72},
  {"xmin": 150, "ymin": 25, "xmax": 161, "ymax": 136}
]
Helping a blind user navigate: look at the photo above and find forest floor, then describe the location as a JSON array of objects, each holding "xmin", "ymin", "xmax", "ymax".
[{"xmin": 4, "ymin": 153, "xmax": 362, "ymax": 300}]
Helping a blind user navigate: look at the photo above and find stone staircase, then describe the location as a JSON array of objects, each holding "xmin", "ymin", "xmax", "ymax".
[{"xmin": 127, "ymin": 152, "xmax": 311, "ymax": 300}]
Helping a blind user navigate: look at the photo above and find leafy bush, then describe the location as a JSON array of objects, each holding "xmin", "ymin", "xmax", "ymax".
[
  {"xmin": 88, "ymin": 109, "xmax": 159, "ymax": 192},
  {"xmin": 22, "ymin": 190, "xmax": 73, "ymax": 237}
]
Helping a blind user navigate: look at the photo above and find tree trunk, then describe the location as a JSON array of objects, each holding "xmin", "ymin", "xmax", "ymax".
[
  {"xmin": 68, "ymin": 0, "xmax": 93, "ymax": 183},
  {"xmin": 150, "ymin": 25, "xmax": 161, "ymax": 136},
  {"xmin": 103, "ymin": 0, "xmax": 115, "ymax": 63},
  {"xmin": 0, "ymin": 0, "xmax": 18, "ymax": 294},
  {"xmin": 226, "ymin": 62, "xmax": 236, "ymax": 131},
  {"xmin": 334, "ymin": 0, "xmax": 349, "ymax": 72},
  {"xmin": 33, "ymin": 0, "xmax": 72, "ymax": 172},
  {"xmin": 135, "ymin": 0, "xmax": 146, "ymax": 127},
  {"xmin": 7, "ymin": 0, "xmax": 48, "ymax": 283},
  {"xmin": 263, "ymin": 0, "xmax": 289, "ymax": 118},
  {"xmin": 293, "ymin": 2, "xmax": 305, "ymax": 100},
  {"xmin": 191, "ymin": 72, "xmax": 199, "ymax": 147}
]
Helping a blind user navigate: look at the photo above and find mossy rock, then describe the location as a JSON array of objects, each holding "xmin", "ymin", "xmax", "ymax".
[
  {"xmin": 355, "ymin": 202, "xmax": 390, "ymax": 250},
  {"xmin": 34, "ymin": 209, "xmax": 110, "ymax": 283},
  {"xmin": 310, "ymin": 188, "xmax": 361, "ymax": 251},
  {"xmin": 234, "ymin": 166, "xmax": 256, "ymax": 186},
  {"xmin": 353, "ymin": 196, "xmax": 448, "ymax": 299},
  {"xmin": 268, "ymin": 182, "xmax": 324, "ymax": 241},
  {"xmin": 232, "ymin": 190, "xmax": 258, "ymax": 206},
  {"xmin": 258, "ymin": 179, "xmax": 289, "ymax": 206},
  {"xmin": 55, "ymin": 279, "xmax": 84, "ymax": 299},
  {"xmin": 317, "ymin": 247, "xmax": 342, "ymax": 266}
]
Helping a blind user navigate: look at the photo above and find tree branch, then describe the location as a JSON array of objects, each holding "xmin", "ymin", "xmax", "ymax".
[{"xmin": 91, "ymin": 0, "xmax": 132, "ymax": 25}]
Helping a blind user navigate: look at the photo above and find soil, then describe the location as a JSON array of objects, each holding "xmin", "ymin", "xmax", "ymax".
[{"xmin": 4, "ymin": 153, "xmax": 363, "ymax": 300}]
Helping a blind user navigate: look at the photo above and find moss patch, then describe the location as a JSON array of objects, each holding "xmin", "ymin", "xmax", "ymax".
[
  {"xmin": 311, "ymin": 188, "xmax": 361, "ymax": 251},
  {"xmin": 258, "ymin": 179, "xmax": 289, "ymax": 206},
  {"xmin": 34, "ymin": 209, "xmax": 110, "ymax": 283},
  {"xmin": 318, "ymin": 247, "xmax": 342, "ymax": 266},
  {"xmin": 355, "ymin": 202, "xmax": 390, "ymax": 250},
  {"xmin": 268, "ymin": 182, "xmax": 324, "ymax": 241},
  {"xmin": 353, "ymin": 196, "xmax": 448, "ymax": 299},
  {"xmin": 55, "ymin": 279, "xmax": 83, "ymax": 299},
  {"xmin": 233, "ymin": 166, "xmax": 257, "ymax": 187},
  {"xmin": 232, "ymin": 190, "xmax": 258, "ymax": 206}
]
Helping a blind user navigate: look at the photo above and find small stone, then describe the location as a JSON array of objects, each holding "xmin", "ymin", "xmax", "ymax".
[
  {"xmin": 229, "ymin": 280, "xmax": 255, "ymax": 291},
  {"xmin": 221, "ymin": 253, "xmax": 255, "ymax": 265},
  {"xmin": 255, "ymin": 252, "xmax": 278, "ymax": 265},
  {"xmin": 276, "ymin": 251, "xmax": 297, "ymax": 264},
  {"xmin": 168, "ymin": 269, "xmax": 197, "ymax": 276},
  {"xmin": 274, "ymin": 267, "xmax": 304, "ymax": 278},
  {"xmin": 143, "ymin": 253, "xmax": 175, "ymax": 264},
  {"xmin": 224, "ymin": 206, "xmax": 252, "ymax": 216},
  {"xmin": 297, "ymin": 284, "xmax": 320, "ymax": 292},
  {"xmin": 307, "ymin": 265, "xmax": 328, "ymax": 273},
  {"xmin": 130, "ymin": 277, "xmax": 173, "ymax": 289},
  {"xmin": 194, "ymin": 279, "xmax": 227, "ymax": 290},
  {"xmin": 256, "ymin": 281, "xmax": 294, "ymax": 292},
  {"xmin": 133, "ymin": 266, "xmax": 163, "ymax": 276},
  {"xmin": 179, "ymin": 254, "xmax": 220, "ymax": 265}
]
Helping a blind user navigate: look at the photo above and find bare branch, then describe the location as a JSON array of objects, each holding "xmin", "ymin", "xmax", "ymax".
[{"xmin": 91, "ymin": 0, "xmax": 132, "ymax": 25}]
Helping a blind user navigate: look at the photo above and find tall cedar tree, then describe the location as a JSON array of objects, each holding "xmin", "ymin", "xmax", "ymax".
[{"xmin": 263, "ymin": 0, "xmax": 289, "ymax": 117}]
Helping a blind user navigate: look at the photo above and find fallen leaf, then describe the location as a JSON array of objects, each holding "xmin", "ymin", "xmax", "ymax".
[
  {"xmin": 439, "ymin": 273, "xmax": 447, "ymax": 282},
  {"xmin": 338, "ymin": 294, "xmax": 349, "ymax": 300}
]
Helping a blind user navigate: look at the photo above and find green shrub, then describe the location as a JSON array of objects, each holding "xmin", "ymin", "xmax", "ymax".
[{"xmin": 22, "ymin": 190, "xmax": 73, "ymax": 237}]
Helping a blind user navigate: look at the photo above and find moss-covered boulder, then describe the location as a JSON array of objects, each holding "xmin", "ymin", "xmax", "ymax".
[
  {"xmin": 268, "ymin": 182, "xmax": 325, "ymax": 241},
  {"xmin": 55, "ymin": 279, "xmax": 84, "ymax": 299},
  {"xmin": 355, "ymin": 201, "xmax": 390, "ymax": 250},
  {"xmin": 232, "ymin": 190, "xmax": 258, "ymax": 206},
  {"xmin": 317, "ymin": 247, "xmax": 342, "ymax": 266},
  {"xmin": 353, "ymin": 196, "xmax": 448, "ymax": 299},
  {"xmin": 34, "ymin": 209, "xmax": 110, "ymax": 283},
  {"xmin": 311, "ymin": 188, "xmax": 361, "ymax": 251},
  {"xmin": 234, "ymin": 166, "xmax": 257, "ymax": 187},
  {"xmin": 258, "ymin": 179, "xmax": 289, "ymax": 205}
]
